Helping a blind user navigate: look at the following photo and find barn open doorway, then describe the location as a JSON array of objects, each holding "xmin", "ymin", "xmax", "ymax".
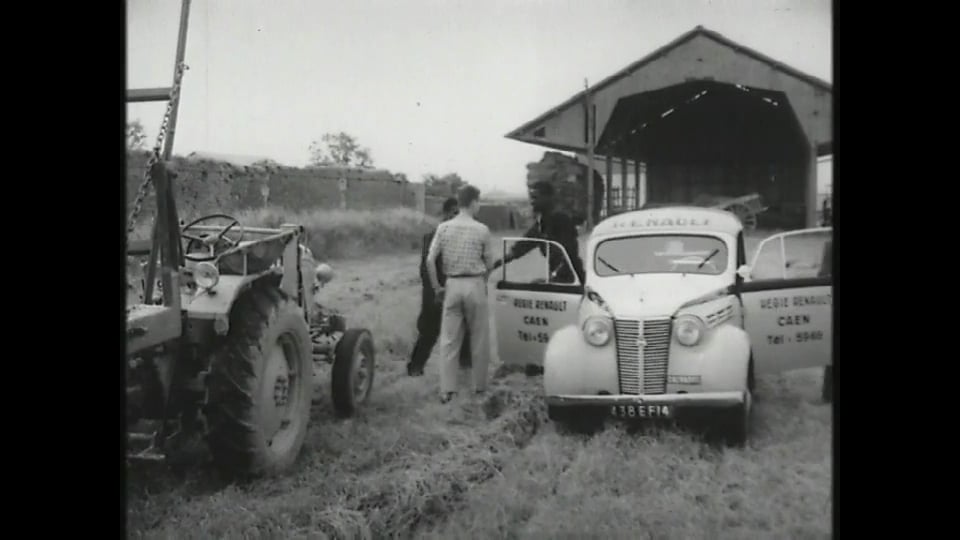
[
  {"xmin": 596, "ymin": 80, "xmax": 812, "ymax": 229},
  {"xmin": 505, "ymin": 26, "xmax": 832, "ymax": 230}
]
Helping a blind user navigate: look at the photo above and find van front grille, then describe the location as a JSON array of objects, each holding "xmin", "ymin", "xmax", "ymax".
[{"xmin": 614, "ymin": 318, "xmax": 672, "ymax": 395}]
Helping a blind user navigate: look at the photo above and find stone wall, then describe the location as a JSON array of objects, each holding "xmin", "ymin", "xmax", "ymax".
[{"xmin": 125, "ymin": 151, "xmax": 425, "ymax": 224}]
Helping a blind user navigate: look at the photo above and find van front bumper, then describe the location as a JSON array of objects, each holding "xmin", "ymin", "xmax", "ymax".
[
  {"xmin": 546, "ymin": 391, "xmax": 744, "ymax": 408},
  {"xmin": 547, "ymin": 392, "xmax": 745, "ymax": 420}
]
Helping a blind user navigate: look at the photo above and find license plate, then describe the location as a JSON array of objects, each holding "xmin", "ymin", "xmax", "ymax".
[{"xmin": 610, "ymin": 404, "xmax": 672, "ymax": 419}]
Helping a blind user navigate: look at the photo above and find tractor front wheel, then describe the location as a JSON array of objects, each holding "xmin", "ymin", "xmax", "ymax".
[
  {"xmin": 205, "ymin": 284, "xmax": 313, "ymax": 478},
  {"xmin": 331, "ymin": 328, "xmax": 376, "ymax": 417}
]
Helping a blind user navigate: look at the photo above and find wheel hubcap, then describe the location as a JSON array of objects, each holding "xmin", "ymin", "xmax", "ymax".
[
  {"xmin": 353, "ymin": 350, "xmax": 371, "ymax": 403},
  {"xmin": 274, "ymin": 373, "xmax": 289, "ymax": 408},
  {"xmin": 261, "ymin": 334, "xmax": 300, "ymax": 452}
]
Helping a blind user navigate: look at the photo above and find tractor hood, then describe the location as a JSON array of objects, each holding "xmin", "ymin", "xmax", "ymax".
[{"xmin": 588, "ymin": 274, "xmax": 729, "ymax": 318}]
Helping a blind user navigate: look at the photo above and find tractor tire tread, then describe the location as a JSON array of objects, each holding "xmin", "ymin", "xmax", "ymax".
[{"xmin": 205, "ymin": 282, "xmax": 312, "ymax": 478}]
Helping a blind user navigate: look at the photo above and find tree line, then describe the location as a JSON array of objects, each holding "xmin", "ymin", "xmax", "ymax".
[{"xmin": 127, "ymin": 120, "xmax": 458, "ymax": 193}]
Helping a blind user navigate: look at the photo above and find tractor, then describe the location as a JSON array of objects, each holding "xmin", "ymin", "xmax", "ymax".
[{"xmin": 125, "ymin": 0, "xmax": 375, "ymax": 478}]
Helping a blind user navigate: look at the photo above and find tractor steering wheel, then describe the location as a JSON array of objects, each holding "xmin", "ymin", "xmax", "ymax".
[{"xmin": 181, "ymin": 213, "xmax": 246, "ymax": 262}]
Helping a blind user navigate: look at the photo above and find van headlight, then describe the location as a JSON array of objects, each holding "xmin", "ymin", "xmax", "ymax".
[
  {"xmin": 582, "ymin": 316, "xmax": 612, "ymax": 347},
  {"xmin": 674, "ymin": 314, "xmax": 705, "ymax": 347},
  {"xmin": 194, "ymin": 261, "xmax": 220, "ymax": 290}
]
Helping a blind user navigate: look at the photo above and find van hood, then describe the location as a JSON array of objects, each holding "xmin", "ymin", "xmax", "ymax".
[{"xmin": 588, "ymin": 274, "xmax": 729, "ymax": 318}]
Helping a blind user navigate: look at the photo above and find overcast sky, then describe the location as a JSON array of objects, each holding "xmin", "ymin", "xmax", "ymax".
[{"xmin": 126, "ymin": 0, "xmax": 831, "ymax": 195}]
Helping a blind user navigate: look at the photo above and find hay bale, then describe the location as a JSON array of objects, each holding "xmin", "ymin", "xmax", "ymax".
[{"xmin": 525, "ymin": 151, "xmax": 604, "ymax": 226}]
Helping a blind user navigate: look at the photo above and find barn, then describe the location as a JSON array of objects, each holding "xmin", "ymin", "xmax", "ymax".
[{"xmin": 505, "ymin": 26, "xmax": 832, "ymax": 230}]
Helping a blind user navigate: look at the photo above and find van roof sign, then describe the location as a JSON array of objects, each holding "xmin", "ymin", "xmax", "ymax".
[{"xmin": 592, "ymin": 206, "xmax": 743, "ymax": 237}]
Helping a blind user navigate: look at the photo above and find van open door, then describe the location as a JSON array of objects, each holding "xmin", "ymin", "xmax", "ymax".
[
  {"xmin": 738, "ymin": 228, "xmax": 833, "ymax": 376},
  {"xmin": 493, "ymin": 238, "xmax": 582, "ymax": 368}
]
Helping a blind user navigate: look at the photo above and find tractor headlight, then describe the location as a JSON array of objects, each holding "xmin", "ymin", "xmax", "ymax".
[
  {"xmin": 675, "ymin": 314, "xmax": 705, "ymax": 347},
  {"xmin": 315, "ymin": 263, "xmax": 334, "ymax": 285},
  {"xmin": 194, "ymin": 261, "xmax": 220, "ymax": 290},
  {"xmin": 582, "ymin": 316, "xmax": 612, "ymax": 347}
]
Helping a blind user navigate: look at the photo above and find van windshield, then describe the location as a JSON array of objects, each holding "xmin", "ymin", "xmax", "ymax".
[{"xmin": 594, "ymin": 234, "xmax": 729, "ymax": 276}]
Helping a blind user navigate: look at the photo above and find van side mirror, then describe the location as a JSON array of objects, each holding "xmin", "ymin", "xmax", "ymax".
[{"xmin": 736, "ymin": 264, "xmax": 751, "ymax": 280}]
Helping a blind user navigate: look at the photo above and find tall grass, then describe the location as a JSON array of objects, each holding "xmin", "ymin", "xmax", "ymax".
[
  {"xmin": 241, "ymin": 207, "xmax": 438, "ymax": 260},
  {"xmin": 129, "ymin": 206, "xmax": 438, "ymax": 261}
]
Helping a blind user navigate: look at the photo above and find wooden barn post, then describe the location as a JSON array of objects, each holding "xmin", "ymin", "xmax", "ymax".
[
  {"xmin": 585, "ymin": 78, "xmax": 595, "ymax": 231},
  {"xmin": 605, "ymin": 155, "xmax": 613, "ymax": 213},
  {"xmin": 620, "ymin": 156, "xmax": 628, "ymax": 214},
  {"xmin": 805, "ymin": 141, "xmax": 819, "ymax": 228},
  {"xmin": 634, "ymin": 160, "xmax": 642, "ymax": 209}
]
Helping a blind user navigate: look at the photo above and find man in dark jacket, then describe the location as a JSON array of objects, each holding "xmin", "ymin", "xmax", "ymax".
[
  {"xmin": 491, "ymin": 181, "xmax": 585, "ymax": 284},
  {"xmin": 407, "ymin": 197, "xmax": 471, "ymax": 376}
]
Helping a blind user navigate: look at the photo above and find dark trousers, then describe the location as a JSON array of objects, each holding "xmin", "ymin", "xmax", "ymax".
[{"xmin": 409, "ymin": 294, "xmax": 471, "ymax": 371}]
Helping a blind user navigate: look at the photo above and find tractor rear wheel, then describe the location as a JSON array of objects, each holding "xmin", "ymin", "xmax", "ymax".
[
  {"xmin": 331, "ymin": 328, "xmax": 376, "ymax": 417},
  {"xmin": 205, "ymin": 284, "xmax": 313, "ymax": 478}
]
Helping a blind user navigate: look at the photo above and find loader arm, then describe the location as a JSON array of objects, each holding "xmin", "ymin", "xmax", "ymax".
[
  {"xmin": 126, "ymin": 160, "xmax": 184, "ymax": 356},
  {"xmin": 125, "ymin": 0, "xmax": 192, "ymax": 358}
]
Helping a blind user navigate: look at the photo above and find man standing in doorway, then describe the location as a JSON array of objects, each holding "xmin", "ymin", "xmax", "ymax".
[
  {"xmin": 491, "ymin": 180, "xmax": 584, "ymax": 284},
  {"xmin": 426, "ymin": 185, "xmax": 494, "ymax": 403},
  {"xmin": 407, "ymin": 197, "xmax": 471, "ymax": 376}
]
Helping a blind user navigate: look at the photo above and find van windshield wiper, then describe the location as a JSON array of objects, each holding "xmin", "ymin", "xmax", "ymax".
[
  {"xmin": 597, "ymin": 256, "xmax": 620, "ymax": 273},
  {"xmin": 696, "ymin": 249, "xmax": 720, "ymax": 270}
]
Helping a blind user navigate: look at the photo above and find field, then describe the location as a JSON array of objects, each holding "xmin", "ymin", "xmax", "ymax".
[
  {"xmin": 130, "ymin": 206, "xmax": 440, "ymax": 261},
  {"xmin": 126, "ymin": 222, "xmax": 832, "ymax": 539}
]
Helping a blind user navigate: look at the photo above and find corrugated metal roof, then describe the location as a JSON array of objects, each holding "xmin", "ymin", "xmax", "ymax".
[
  {"xmin": 506, "ymin": 25, "xmax": 832, "ymax": 141},
  {"xmin": 594, "ymin": 80, "xmax": 805, "ymax": 161}
]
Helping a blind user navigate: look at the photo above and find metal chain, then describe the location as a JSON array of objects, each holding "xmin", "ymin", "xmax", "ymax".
[{"xmin": 127, "ymin": 62, "xmax": 190, "ymax": 234}]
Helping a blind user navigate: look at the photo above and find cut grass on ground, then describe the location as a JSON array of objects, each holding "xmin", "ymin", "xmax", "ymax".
[{"xmin": 126, "ymin": 228, "xmax": 831, "ymax": 539}]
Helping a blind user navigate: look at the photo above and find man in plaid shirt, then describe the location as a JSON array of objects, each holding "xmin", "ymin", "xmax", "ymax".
[
  {"xmin": 407, "ymin": 197, "xmax": 471, "ymax": 376},
  {"xmin": 426, "ymin": 184, "xmax": 495, "ymax": 403}
]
